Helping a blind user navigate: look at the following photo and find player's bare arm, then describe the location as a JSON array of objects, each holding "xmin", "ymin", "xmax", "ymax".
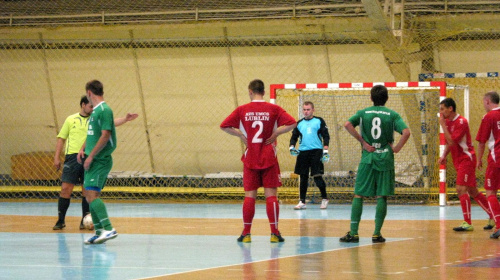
[
  {"xmin": 476, "ymin": 141, "xmax": 486, "ymax": 169},
  {"xmin": 344, "ymin": 121, "xmax": 375, "ymax": 152},
  {"xmin": 438, "ymin": 144, "xmax": 450, "ymax": 165},
  {"xmin": 264, "ymin": 123, "xmax": 297, "ymax": 145},
  {"xmin": 220, "ymin": 127, "xmax": 247, "ymax": 146},
  {"xmin": 54, "ymin": 138, "xmax": 66, "ymax": 170},
  {"xmin": 392, "ymin": 128, "xmax": 411, "ymax": 154},
  {"xmin": 77, "ymin": 141, "xmax": 86, "ymax": 164},
  {"xmin": 114, "ymin": 113, "xmax": 139, "ymax": 127},
  {"xmin": 84, "ymin": 130, "xmax": 111, "ymax": 170}
]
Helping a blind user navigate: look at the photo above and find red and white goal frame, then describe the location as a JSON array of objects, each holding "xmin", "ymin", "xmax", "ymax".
[{"xmin": 270, "ymin": 81, "xmax": 450, "ymax": 206}]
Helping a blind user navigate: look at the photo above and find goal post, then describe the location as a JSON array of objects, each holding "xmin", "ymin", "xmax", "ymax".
[{"xmin": 270, "ymin": 81, "xmax": 465, "ymax": 206}]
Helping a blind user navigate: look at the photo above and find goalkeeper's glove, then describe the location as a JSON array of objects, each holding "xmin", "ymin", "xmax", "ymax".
[
  {"xmin": 322, "ymin": 150, "xmax": 330, "ymax": 163},
  {"xmin": 289, "ymin": 146, "xmax": 300, "ymax": 156}
]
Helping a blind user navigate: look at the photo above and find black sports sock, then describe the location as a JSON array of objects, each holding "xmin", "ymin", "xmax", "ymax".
[
  {"xmin": 57, "ymin": 197, "xmax": 71, "ymax": 223},
  {"xmin": 313, "ymin": 176, "xmax": 328, "ymax": 199},
  {"xmin": 299, "ymin": 174, "xmax": 309, "ymax": 203},
  {"xmin": 82, "ymin": 197, "xmax": 90, "ymax": 217}
]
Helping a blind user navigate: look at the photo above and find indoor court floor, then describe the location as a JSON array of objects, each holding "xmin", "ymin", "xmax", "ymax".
[{"xmin": 1, "ymin": 201, "xmax": 499, "ymax": 279}]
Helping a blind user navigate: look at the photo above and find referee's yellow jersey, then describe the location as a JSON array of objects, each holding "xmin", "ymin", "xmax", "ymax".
[{"xmin": 57, "ymin": 113, "xmax": 90, "ymax": 155}]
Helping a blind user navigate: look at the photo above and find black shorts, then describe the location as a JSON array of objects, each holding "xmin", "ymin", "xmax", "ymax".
[
  {"xmin": 294, "ymin": 149, "xmax": 324, "ymax": 176},
  {"xmin": 61, "ymin": 154, "xmax": 85, "ymax": 185}
]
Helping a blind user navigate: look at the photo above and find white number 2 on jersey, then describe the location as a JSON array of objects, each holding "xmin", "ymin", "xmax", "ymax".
[
  {"xmin": 251, "ymin": 121, "xmax": 264, "ymax": 143},
  {"xmin": 371, "ymin": 117, "xmax": 382, "ymax": 139}
]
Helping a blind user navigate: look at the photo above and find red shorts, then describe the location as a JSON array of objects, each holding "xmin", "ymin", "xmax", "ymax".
[
  {"xmin": 456, "ymin": 160, "xmax": 476, "ymax": 187},
  {"xmin": 243, "ymin": 164, "xmax": 282, "ymax": 191},
  {"xmin": 484, "ymin": 164, "xmax": 500, "ymax": 191}
]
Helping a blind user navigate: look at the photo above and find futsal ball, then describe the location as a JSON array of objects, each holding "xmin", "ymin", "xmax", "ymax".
[{"xmin": 83, "ymin": 214, "xmax": 94, "ymax": 230}]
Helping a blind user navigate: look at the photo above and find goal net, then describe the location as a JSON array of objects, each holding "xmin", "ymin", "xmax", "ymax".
[{"xmin": 272, "ymin": 82, "xmax": 466, "ymax": 205}]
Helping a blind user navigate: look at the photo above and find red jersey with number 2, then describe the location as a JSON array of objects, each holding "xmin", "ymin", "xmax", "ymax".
[
  {"xmin": 220, "ymin": 100, "xmax": 296, "ymax": 169},
  {"xmin": 476, "ymin": 107, "xmax": 500, "ymax": 168}
]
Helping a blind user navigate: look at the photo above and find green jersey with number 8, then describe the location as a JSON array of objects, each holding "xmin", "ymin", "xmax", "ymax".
[{"xmin": 348, "ymin": 106, "xmax": 408, "ymax": 171}]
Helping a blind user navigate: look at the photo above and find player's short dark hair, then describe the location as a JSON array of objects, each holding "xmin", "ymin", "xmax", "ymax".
[
  {"xmin": 248, "ymin": 79, "xmax": 265, "ymax": 95},
  {"xmin": 85, "ymin": 80, "xmax": 104, "ymax": 96},
  {"xmin": 303, "ymin": 101, "xmax": 314, "ymax": 109},
  {"xmin": 485, "ymin": 91, "xmax": 499, "ymax": 104},
  {"xmin": 440, "ymin": 97, "xmax": 456, "ymax": 112},
  {"xmin": 371, "ymin": 85, "xmax": 388, "ymax": 106},
  {"xmin": 80, "ymin": 95, "xmax": 89, "ymax": 106}
]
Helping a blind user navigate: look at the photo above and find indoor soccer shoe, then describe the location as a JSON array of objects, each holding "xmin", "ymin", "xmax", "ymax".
[
  {"xmin": 339, "ymin": 231, "xmax": 359, "ymax": 243},
  {"xmin": 484, "ymin": 219, "xmax": 495, "ymax": 230},
  {"xmin": 94, "ymin": 228, "xmax": 118, "ymax": 244},
  {"xmin": 372, "ymin": 235, "xmax": 386, "ymax": 243},
  {"xmin": 53, "ymin": 221, "xmax": 66, "ymax": 230},
  {"xmin": 320, "ymin": 199, "xmax": 329, "ymax": 209},
  {"xmin": 294, "ymin": 201, "xmax": 306, "ymax": 210},
  {"xmin": 237, "ymin": 234, "xmax": 251, "ymax": 243},
  {"xmin": 84, "ymin": 235, "xmax": 100, "ymax": 245},
  {"xmin": 453, "ymin": 221, "xmax": 474, "ymax": 231},
  {"xmin": 491, "ymin": 228, "xmax": 500, "ymax": 239},
  {"xmin": 270, "ymin": 232, "xmax": 285, "ymax": 243}
]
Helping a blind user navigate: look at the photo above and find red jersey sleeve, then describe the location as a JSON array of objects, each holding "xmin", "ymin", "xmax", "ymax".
[
  {"xmin": 449, "ymin": 117, "xmax": 467, "ymax": 143},
  {"xmin": 276, "ymin": 107, "xmax": 297, "ymax": 127},
  {"xmin": 220, "ymin": 107, "xmax": 241, "ymax": 129}
]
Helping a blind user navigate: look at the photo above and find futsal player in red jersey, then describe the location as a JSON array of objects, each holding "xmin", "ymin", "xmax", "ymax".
[
  {"xmin": 475, "ymin": 91, "xmax": 500, "ymax": 238},
  {"xmin": 220, "ymin": 79, "xmax": 296, "ymax": 243},
  {"xmin": 438, "ymin": 98, "xmax": 493, "ymax": 232}
]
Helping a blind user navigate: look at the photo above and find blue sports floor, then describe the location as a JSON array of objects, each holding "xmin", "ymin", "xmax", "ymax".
[{"xmin": 0, "ymin": 202, "xmax": 497, "ymax": 279}]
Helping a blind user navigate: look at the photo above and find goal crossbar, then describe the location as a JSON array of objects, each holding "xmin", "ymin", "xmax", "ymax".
[{"xmin": 270, "ymin": 81, "xmax": 450, "ymax": 206}]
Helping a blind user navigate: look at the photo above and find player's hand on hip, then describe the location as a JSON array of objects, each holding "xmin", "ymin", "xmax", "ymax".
[
  {"xmin": 289, "ymin": 146, "xmax": 299, "ymax": 156},
  {"xmin": 265, "ymin": 133, "xmax": 278, "ymax": 145},
  {"xmin": 363, "ymin": 141, "xmax": 375, "ymax": 152}
]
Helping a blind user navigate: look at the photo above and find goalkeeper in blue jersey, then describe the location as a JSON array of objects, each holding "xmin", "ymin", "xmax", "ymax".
[{"xmin": 289, "ymin": 101, "xmax": 330, "ymax": 210}]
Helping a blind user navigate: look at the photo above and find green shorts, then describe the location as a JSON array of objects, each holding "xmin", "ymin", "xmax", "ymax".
[
  {"xmin": 84, "ymin": 156, "xmax": 113, "ymax": 191},
  {"xmin": 354, "ymin": 163, "xmax": 395, "ymax": 197}
]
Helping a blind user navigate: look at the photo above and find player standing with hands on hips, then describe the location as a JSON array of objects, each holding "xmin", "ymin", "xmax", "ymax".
[
  {"xmin": 289, "ymin": 101, "xmax": 330, "ymax": 210},
  {"xmin": 438, "ymin": 98, "xmax": 494, "ymax": 232},
  {"xmin": 220, "ymin": 79, "xmax": 296, "ymax": 243},
  {"xmin": 79, "ymin": 80, "xmax": 119, "ymax": 244},
  {"xmin": 340, "ymin": 85, "xmax": 410, "ymax": 243},
  {"xmin": 475, "ymin": 91, "xmax": 500, "ymax": 238}
]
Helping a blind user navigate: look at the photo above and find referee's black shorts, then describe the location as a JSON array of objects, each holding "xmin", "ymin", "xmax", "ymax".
[
  {"xmin": 294, "ymin": 149, "xmax": 324, "ymax": 176},
  {"xmin": 61, "ymin": 153, "xmax": 85, "ymax": 185}
]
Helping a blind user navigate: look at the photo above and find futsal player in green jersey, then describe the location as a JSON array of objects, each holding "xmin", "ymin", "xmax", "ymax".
[
  {"xmin": 79, "ymin": 80, "xmax": 118, "ymax": 244},
  {"xmin": 340, "ymin": 85, "xmax": 411, "ymax": 243},
  {"xmin": 53, "ymin": 96, "xmax": 137, "ymax": 230}
]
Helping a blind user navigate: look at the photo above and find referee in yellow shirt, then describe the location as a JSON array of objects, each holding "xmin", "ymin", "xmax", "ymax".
[{"xmin": 53, "ymin": 96, "xmax": 137, "ymax": 230}]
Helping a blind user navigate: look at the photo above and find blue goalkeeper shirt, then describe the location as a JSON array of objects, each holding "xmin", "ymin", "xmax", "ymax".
[{"xmin": 289, "ymin": 116, "xmax": 330, "ymax": 151}]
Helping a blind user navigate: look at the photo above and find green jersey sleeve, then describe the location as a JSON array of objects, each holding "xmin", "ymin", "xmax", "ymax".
[
  {"xmin": 393, "ymin": 112, "xmax": 408, "ymax": 134},
  {"xmin": 101, "ymin": 108, "xmax": 114, "ymax": 131},
  {"xmin": 348, "ymin": 110, "xmax": 362, "ymax": 127}
]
